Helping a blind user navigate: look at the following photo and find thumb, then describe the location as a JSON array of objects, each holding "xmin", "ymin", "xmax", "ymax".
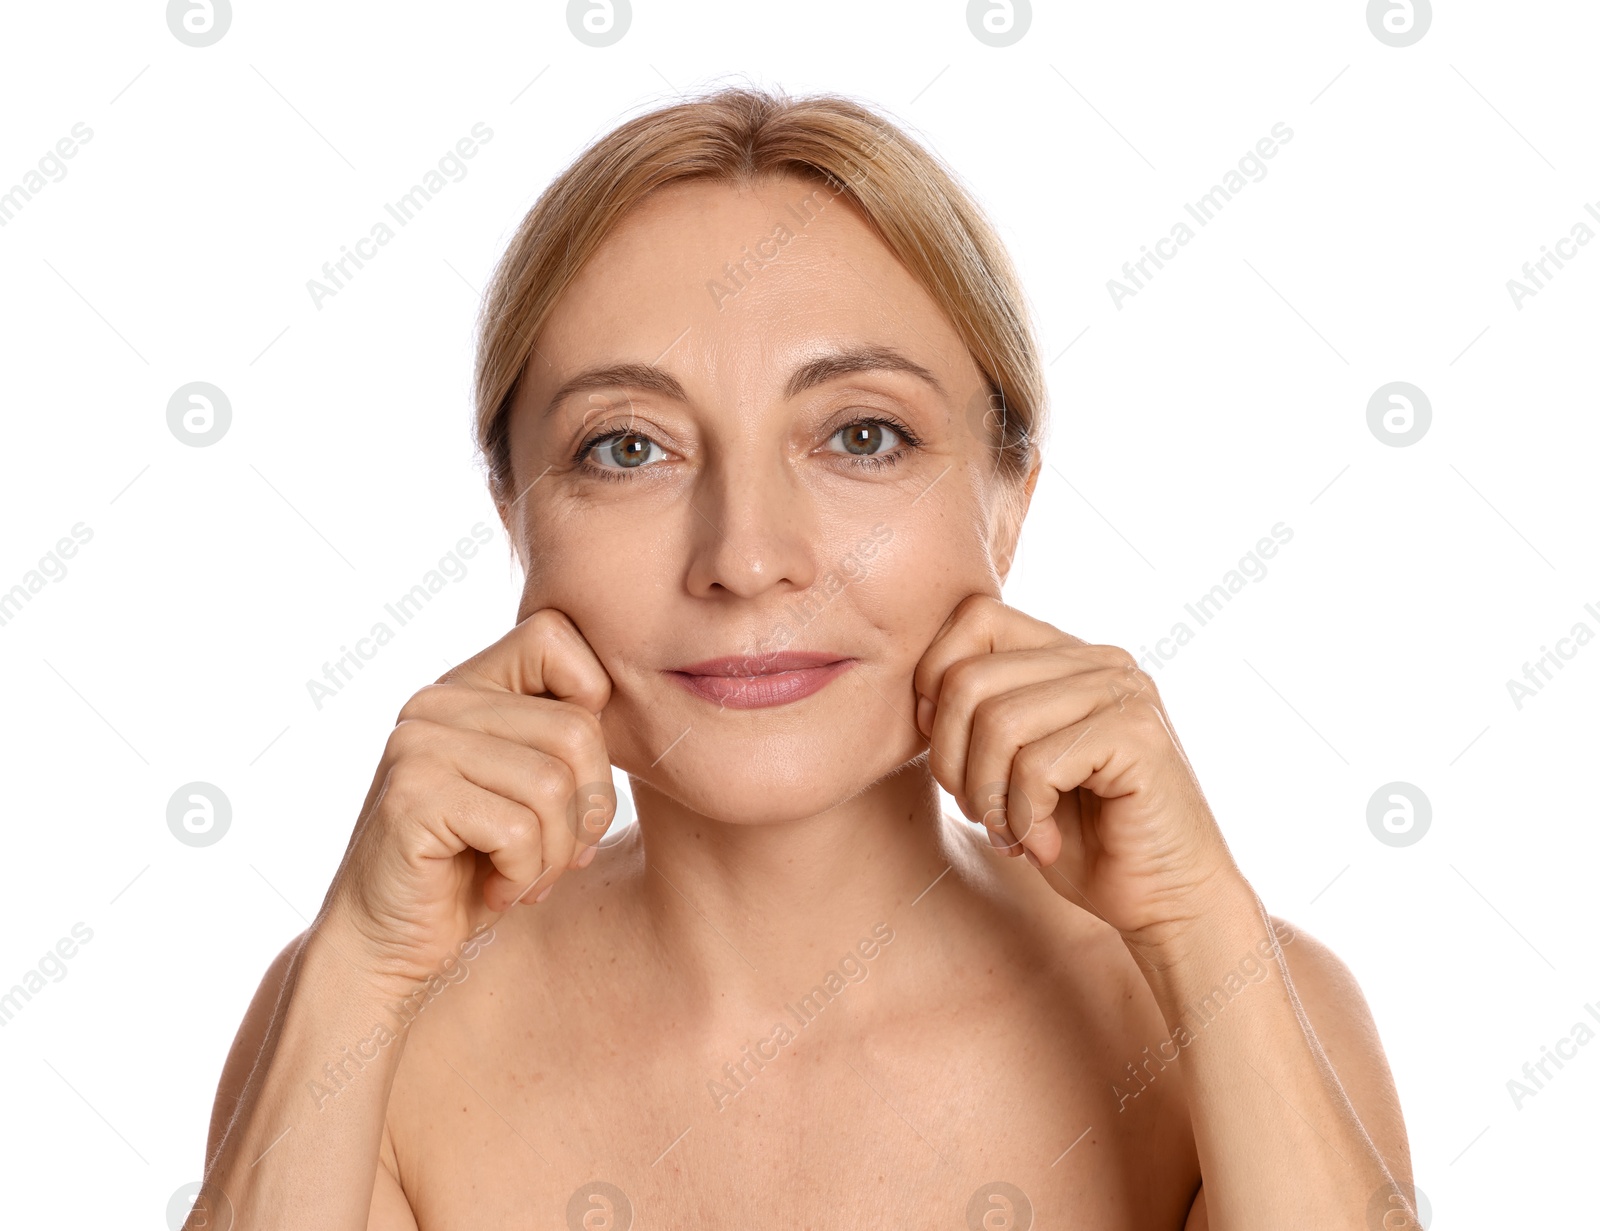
[{"xmin": 441, "ymin": 607, "xmax": 613, "ymax": 716}]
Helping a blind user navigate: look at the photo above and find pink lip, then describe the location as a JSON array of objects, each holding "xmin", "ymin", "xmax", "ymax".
[{"xmin": 667, "ymin": 652, "xmax": 855, "ymax": 710}]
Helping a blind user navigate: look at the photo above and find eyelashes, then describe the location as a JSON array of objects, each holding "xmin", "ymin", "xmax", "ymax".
[
  {"xmin": 573, "ymin": 415, "xmax": 925, "ymax": 483},
  {"xmin": 573, "ymin": 427, "xmax": 664, "ymax": 480}
]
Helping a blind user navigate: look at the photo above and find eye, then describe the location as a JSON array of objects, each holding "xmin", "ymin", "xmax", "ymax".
[
  {"xmin": 825, "ymin": 416, "xmax": 922, "ymax": 469},
  {"xmin": 577, "ymin": 428, "xmax": 668, "ymax": 478}
]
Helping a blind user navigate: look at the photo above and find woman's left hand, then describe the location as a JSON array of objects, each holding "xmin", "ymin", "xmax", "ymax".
[{"xmin": 913, "ymin": 593, "xmax": 1247, "ymax": 949}]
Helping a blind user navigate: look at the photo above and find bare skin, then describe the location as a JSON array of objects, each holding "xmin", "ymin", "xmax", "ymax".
[
  {"xmin": 199, "ymin": 174, "xmax": 1415, "ymax": 1228},
  {"xmin": 381, "ymin": 806, "xmax": 1200, "ymax": 1227}
]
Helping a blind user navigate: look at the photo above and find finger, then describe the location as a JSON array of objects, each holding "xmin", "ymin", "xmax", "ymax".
[
  {"xmin": 912, "ymin": 594, "xmax": 1079, "ymax": 715},
  {"xmin": 404, "ymin": 686, "xmax": 617, "ymax": 862},
  {"xmin": 530, "ymin": 714, "xmax": 617, "ymax": 866},
  {"xmin": 403, "ymin": 718, "xmax": 582, "ymax": 875},
  {"xmin": 932, "ymin": 650, "xmax": 1096, "ymax": 821},
  {"xmin": 438, "ymin": 607, "xmax": 613, "ymax": 715},
  {"xmin": 1025, "ymin": 787, "xmax": 1100, "ymax": 913},
  {"xmin": 1006, "ymin": 715, "xmax": 1130, "ymax": 867},
  {"xmin": 966, "ymin": 779, "xmax": 1024, "ymax": 855},
  {"xmin": 921, "ymin": 648, "xmax": 1046, "ymax": 817},
  {"xmin": 969, "ymin": 779, "xmax": 1012, "ymax": 833},
  {"xmin": 912, "ymin": 595, "xmax": 992, "ymax": 716},
  {"xmin": 400, "ymin": 771, "xmax": 555, "ymax": 910},
  {"xmin": 965, "ymin": 665, "xmax": 1128, "ymax": 838},
  {"xmin": 914, "ymin": 602, "xmax": 1084, "ymax": 814}
]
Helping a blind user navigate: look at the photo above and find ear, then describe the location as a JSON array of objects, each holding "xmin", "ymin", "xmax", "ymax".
[{"xmin": 991, "ymin": 460, "xmax": 1041, "ymax": 584}]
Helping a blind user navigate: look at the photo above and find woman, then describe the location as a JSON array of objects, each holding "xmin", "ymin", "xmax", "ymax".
[{"xmin": 195, "ymin": 85, "xmax": 1418, "ymax": 1229}]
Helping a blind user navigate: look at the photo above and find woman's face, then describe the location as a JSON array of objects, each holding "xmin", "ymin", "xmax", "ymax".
[{"xmin": 501, "ymin": 173, "xmax": 1036, "ymax": 824}]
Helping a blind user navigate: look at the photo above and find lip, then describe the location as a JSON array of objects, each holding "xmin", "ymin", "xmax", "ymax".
[
  {"xmin": 673, "ymin": 651, "xmax": 848, "ymax": 676},
  {"xmin": 666, "ymin": 651, "xmax": 856, "ymax": 709}
]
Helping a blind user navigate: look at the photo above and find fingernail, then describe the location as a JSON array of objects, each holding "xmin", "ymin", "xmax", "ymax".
[
  {"xmin": 916, "ymin": 695, "xmax": 933, "ymax": 737},
  {"xmin": 1024, "ymin": 850, "xmax": 1042, "ymax": 869},
  {"xmin": 534, "ymin": 883, "xmax": 554, "ymax": 903},
  {"xmin": 986, "ymin": 827, "xmax": 1008, "ymax": 850},
  {"xmin": 575, "ymin": 843, "xmax": 598, "ymax": 869}
]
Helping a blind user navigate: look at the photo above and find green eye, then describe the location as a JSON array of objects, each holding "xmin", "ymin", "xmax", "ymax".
[
  {"xmin": 573, "ymin": 415, "xmax": 923, "ymax": 483},
  {"xmin": 827, "ymin": 416, "xmax": 922, "ymax": 470},
  {"xmin": 577, "ymin": 429, "xmax": 667, "ymax": 478},
  {"xmin": 834, "ymin": 420, "xmax": 899, "ymax": 456}
]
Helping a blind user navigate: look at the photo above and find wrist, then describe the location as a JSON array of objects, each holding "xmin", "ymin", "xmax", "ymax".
[
  {"xmin": 1120, "ymin": 858, "xmax": 1254, "ymax": 954},
  {"xmin": 1119, "ymin": 871, "xmax": 1267, "ymax": 989},
  {"xmin": 303, "ymin": 908, "xmax": 435, "ymax": 1007}
]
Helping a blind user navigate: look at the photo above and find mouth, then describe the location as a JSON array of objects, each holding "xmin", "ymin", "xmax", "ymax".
[{"xmin": 665, "ymin": 651, "xmax": 856, "ymax": 710}]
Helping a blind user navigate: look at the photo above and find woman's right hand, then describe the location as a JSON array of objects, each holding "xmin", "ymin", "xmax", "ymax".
[{"xmin": 318, "ymin": 607, "xmax": 618, "ymax": 988}]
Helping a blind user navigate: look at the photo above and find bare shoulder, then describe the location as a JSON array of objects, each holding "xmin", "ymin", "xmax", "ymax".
[{"xmin": 1267, "ymin": 913, "xmax": 1414, "ymax": 1191}]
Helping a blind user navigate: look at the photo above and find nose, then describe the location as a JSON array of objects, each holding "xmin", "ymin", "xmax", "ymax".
[{"xmin": 682, "ymin": 449, "xmax": 817, "ymax": 599}]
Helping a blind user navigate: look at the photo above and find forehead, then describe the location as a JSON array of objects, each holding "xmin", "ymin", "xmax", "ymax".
[{"xmin": 524, "ymin": 174, "xmax": 978, "ymax": 401}]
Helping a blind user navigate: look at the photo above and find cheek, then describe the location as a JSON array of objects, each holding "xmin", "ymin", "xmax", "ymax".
[
  {"xmin": 515, "ymin": 495, "xmax": 628, "ymax": 604},
  {"xmin": 849, "ymin": 518, "xmax": 992, "ymax": 663},
  {"xmin": 513, "ymin": 522, "xmax": 655, "ymax": 686}
]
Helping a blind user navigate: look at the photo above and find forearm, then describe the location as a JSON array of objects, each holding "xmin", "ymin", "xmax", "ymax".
[
  {"xmin": 197, "ymin": 917, "xmax": 410, "ymax": 1230},
  {"xmin": 1128, "ymin": 878, "xmax": 1396, "ymax": 1228}
]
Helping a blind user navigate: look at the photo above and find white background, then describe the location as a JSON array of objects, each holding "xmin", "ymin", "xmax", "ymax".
[{"xmin": 1, "ymin": 1, "xmax": 1595, "ymax": 1226}]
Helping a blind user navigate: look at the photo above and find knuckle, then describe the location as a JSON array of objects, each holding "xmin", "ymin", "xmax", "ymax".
[
  {"xmin": 551, "ymin": 705, "xmax": 604, "ymax": 760},
  {"xmin": 972, "ymin": 693, "xmax": 1024, "ymax": 744},
  {"xmin": 1093, "ymin": 644, "xmax": 1140, "ymax": 674},
  {"xmin": 396, "ymin": 684, "xmax": 445, "ymax": 725},
  {"xmin": 933, "ymin": 594, "xmax": 990, "ymax": 642},
  {"xmin": 378, "ymin": 758, "xmax": 433, "ymax": 818},
  {"xmin": 501, "ymin": 813, "xmax": 538, "ymax": 850},
  {"xmin": 386, "ymin": 717, "xmax": 445, "ymax": 762},
  {"xmin": 1011, "ymin": 742, "xmax": 1047, "ymax": 781},
  {"xmin": 524, "ymin": 607, "xmax": 569, "ymax": 642},
  {"xmin": 527, "ymin": 748, "xmax": 576, "ymax": 799},
  {"xmin": 957, "ymin": 593, "xmax": 996, "ymax": 618},
  {"xmin": 941, "ymin": 657, "xmax": 983, "ymax": 707},
  {"xmin": 386, "ymin": 717, "xmax": 421, "ymax": 753},
  {"xmin": 1125, "ymin": 667, "xmax": 1157, "ymax": 702},
  {"xmin": 1125, "ymin": 696, "xmax": 1167, "ymax": 737}
]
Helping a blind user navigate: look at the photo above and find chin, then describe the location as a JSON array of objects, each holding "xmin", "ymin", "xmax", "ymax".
[{"xmin": 614, "ymin": 723, "xmax": 913, "ymax": 827}]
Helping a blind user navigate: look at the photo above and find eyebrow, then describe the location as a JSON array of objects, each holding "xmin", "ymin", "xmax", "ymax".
[{"xmin": 540, "ymin": 343, "xmax": 947, "ymax": 419}]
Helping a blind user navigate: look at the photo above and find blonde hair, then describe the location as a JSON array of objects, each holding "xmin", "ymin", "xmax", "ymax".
[{"xmin": 473, "ymin": 82, "xmax": 1047, "ymax": 509}]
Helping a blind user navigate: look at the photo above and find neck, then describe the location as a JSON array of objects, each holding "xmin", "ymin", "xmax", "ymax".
[{"xmin": 621, "ymin": 758, "xmax": 958, "ymax": 1015}]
